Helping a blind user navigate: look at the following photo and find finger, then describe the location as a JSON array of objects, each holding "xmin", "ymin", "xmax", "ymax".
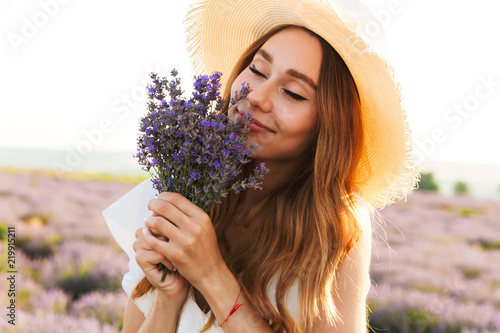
[
  {"xmin": 134, "ymin": 227, "xmax": 167, "ymax": 246},
  {"xmin": 144, "ymin": 215, "xmax": 182, "ymax": 243},
  {"xmin": 135, "ymin": 230, "xmax": 176, "ymax": 271},
  {"xmin": 148, "ymin": 226, "xmax": 169, "ymax": 241},
  {"xmin": 134, "ymin": 227, "xmax": 166, "ymax": 252},
  {"xmin": 134, "ymin": 227, "xmax": 147, "ymax": 253},
  {"xmin": 148, "ymin": 199, "xmax": 187, "ymax": 228},
  {"xmin": 133, "ymin": 230, "xmax": 154, "ymax": 253},
  {"xmin": 144, "ymin": 246, "xmax": 177, "ymax": 273},
  {"xmin": 136, "ymin": 246, "xmax": 164, "ymax": 265},
  {"xmin": 157, "ymin": 192, "xmax": 211, "ymax": 231},
  {"xmin": 148, "ymin": 197, "xmax": 211, "ymax": 234},
  {"xmin": 159, "ymin": 257, "xmax": 177, "ymax": 272},
  {"xmin": 135, "ymin": 227, "xmax": 144, "ymax": 239},
  {"xmin": 136, "ymin": 246, "xmax": 175, "ymax": 272},
  {"xmin": 159, "ymin": 192, "xmax": 205, "ymax": 218},
  {"xmin": 142, "ymin": 227, "xmax": 172, "ymax": 257},
  {"xmin": 156, "ymin": 235, "xmax": 168, "ymax": 242},
  {"xmin": 135, "ymin": 229, "xmax": 178, "ymax": 275},
  {"xmin": 137, "ymin": 246, "xmax": 176, "ymax": 271}
]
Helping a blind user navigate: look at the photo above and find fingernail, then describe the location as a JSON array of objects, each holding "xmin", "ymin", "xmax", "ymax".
[{"xmin": 142, "ymin": 227, "xmax": 147, "ymax": 236}]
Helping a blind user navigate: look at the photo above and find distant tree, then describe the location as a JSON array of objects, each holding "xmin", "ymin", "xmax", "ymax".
[
  {"xmin": 454, "ymin": 181, "xmax": 469, "ymax": 195},
  {"xmin": 417, "ymin": 172, "xmax": 439, "ymax": 192}
]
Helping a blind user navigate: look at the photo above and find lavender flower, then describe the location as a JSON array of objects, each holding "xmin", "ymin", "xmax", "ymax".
[
  {"xmin": 135, "ymin": 70, "xmax": 269, "ymax": 280},
  {"xmin": 69, "ymin": 291, "xmax": 128, "ymax": 327},
  {"xmin": 135, "ymin": 70, "xmax": 268, "ymax": 210}
]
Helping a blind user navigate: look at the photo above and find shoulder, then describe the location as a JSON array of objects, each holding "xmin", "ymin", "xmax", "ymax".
[
  {"xmin": 311, "ymin": 205, "xmax": 372, "ymax": 332},
  {"xmin": 348, "ymin": 203, "xmax": 373, "ymax": 262},
  {"xmin": 352, "ymin": 204, "xmax": 372, "ymax": 234},
  {"xmin": 341, "ymin": 203, "xmax": 372, "ymax": 289},
  {"xmin": 336, "ymin": 204, "xmax": 372, "ymax": 324}
]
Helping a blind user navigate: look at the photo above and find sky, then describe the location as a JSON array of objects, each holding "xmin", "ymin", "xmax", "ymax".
[{"xmin": 1, "ymin": 0, "xmax": 499, "ymax": 167}]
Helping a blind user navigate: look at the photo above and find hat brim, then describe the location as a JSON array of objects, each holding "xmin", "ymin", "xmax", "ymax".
[{"xmin": 185, "ymin": 0, "xmax": 421, "ymax": 209}]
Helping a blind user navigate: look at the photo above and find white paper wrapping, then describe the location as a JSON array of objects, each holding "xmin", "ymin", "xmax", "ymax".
[{"xmin": 102, "ymin": 178, "xmax": 157, "ymax": 317}]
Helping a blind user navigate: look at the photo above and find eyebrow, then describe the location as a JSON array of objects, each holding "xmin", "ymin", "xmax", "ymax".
[{"xmin": 256, "ymin": 49, "xmax": 318, "ymax": 91}]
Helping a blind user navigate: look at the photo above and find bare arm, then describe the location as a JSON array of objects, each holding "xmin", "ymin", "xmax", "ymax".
[
  {"xmin": 122, "ymin": 225, "xmax": 190, "ymax": 332},
  {"xmin": 143, "ymin": 193, "xmax": 275, "ymax": 332},
  {"xmin": 138, "ymin": 294, "xmax": 182, "ymax": 333},
  {"xmin": 198, "ymin": 267, "xmax": 275, "ymax": 332},
  {"xmin": 122, "ymin": 295, "xmax": 183, "ymax": 333},
  {"xmin": 122, "ymin": 299, "xmax": 145, "ymax": 333},
  {"xmin": 312, "ymin": 208, "xmax": 372, "ymax": 333}
]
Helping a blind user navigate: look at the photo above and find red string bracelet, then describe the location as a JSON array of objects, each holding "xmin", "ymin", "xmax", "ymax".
[{"xmin": 218, "ymin": 287, "xmax": 245, "ymax": 327}]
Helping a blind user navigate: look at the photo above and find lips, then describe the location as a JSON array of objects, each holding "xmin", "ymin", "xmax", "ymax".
[
  {"xmin": 236, "ymin": 112, "xmax": 275, "ymax": 133},
  {"xmin": 250, "ymin": 117, "xmax": 275, "ymax": 133}
]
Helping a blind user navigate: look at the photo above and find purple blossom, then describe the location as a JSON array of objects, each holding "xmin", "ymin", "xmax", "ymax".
[
  {"xmin": 69, "ymin": 291, "xmax": 128, "ymax": 327},
  {"xmin": 135, "ymin": 69, "xmax": 268, "ymax": 212},
  {"xmin": 135, "ymin": 70, "xmax": 269, "ymax": 281}
]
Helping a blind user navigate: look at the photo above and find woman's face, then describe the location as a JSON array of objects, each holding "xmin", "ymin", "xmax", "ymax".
[{"xmin": 228, "ymin": 27, "xmax": 322, "ymax": 162}]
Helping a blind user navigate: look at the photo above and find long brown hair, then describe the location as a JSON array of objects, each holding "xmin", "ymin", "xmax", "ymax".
[{"xmin": 132, "ymin": 25, "xmax": 366, "ymax": 332}]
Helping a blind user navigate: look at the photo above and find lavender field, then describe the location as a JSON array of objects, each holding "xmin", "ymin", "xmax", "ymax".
[{"xmin": 0, "ymin": 169, "xmax": 499, "ymax": 332}]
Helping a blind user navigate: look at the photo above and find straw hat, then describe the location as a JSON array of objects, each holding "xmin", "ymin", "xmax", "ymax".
[{"xmin": 185, "ymin": 0, "xmax": 421, "ymax": 209}]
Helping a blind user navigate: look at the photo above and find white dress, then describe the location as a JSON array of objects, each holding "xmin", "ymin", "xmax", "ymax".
[{"xmin": 103, "ymin": 179, "xmax": 369, "ymax": 332}]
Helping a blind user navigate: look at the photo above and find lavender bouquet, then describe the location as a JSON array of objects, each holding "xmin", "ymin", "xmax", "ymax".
[{"xmin": 135, "ymin": 70, "xmax": 268, "ymax": 280}]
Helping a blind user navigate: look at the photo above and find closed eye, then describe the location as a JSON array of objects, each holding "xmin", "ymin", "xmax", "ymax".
[
  {"xmin": 249, "ymin": 64, "xmax": 266, "ymax": 78},
  {"xmin": 284, "ymin": 89, "xmax": 307, "ymax": 101},
  {"xmin": 250, "ymin": 64, "xmax": 307, "ymax": 101}
]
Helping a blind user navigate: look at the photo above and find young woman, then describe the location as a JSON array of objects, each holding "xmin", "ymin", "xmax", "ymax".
[{"xmin": 103, "ymin": 1, "xmax": 420, "ymax": 332}]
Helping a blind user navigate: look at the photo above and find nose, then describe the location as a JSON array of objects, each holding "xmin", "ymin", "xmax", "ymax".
[{"xmin": 247, "ymin": 80, "xmax": 273, "ymax": 113}]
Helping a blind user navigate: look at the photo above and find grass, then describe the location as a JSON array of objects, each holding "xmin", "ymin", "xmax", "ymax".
[
  {"xmin": 461, "ymin": 266, "xmax": 482, "ymax": 279},
  {"xmin": 0, "ymin": 167, "xmax": 148, "ymax": 184},
  {"xmin": 457, "ymin": 207, "xmax": 475, "ymax": 217},
  {"xmin": 0, "ymin": 221, "xmax": 8, "ymax": 241},
  {"xmin": 476, "ymin": 239, "xmax": 500, "ymax": 251},
  {"xmin": 21, "ymin": 213, "xmax": 50, "ymax": 226}
]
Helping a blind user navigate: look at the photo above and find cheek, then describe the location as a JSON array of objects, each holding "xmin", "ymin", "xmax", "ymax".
[
  {"xmin": 230, "ymin": 70, "xmax": 250, "ymax": 96},
  {"xmin": 285, "ymin": 109, "xmax": 317, "ymax": 137},
  {"xmin": 230, "ymin": 78, "xmax": 241, "ymax": 96},
  {"xmin": 289, "ymin": 112, "xmax": 317, "ymax": 147}
]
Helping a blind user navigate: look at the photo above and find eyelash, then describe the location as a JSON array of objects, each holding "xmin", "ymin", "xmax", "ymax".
[
  {"xmin": 249, "ymin": 64, "xmax": 265, "ymax": 78},
  {"xmin": 249, "ymin": 64, "xmax": 307, "ymax": 101}
]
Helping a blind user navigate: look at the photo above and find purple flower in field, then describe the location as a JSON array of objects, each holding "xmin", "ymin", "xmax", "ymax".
[
  {"xmin": 14, "ymin": 310, "xmax": 118, "ymax": 333},
  {"xmin": 34, "ymin": 289, "xmax": 70, "ymax": 313},
  {"xmin": 27, "ymin": 241, "xmax": 128, "ymax": 298},
  {"xmin": 493, "ymin": 314, "xmax": 500, "ymax": 329},
  {"xmin": 70, "ymin": 291, "xmax": 128, "ymax": 327},
  {"xmin": 135, "ymin": 69, "xmax": 269, "ymax": 212}
]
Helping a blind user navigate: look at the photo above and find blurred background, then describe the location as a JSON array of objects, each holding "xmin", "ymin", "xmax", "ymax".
[{"xmin": 0, "ymin": 0, "xmax": 499, "ymax": 332}]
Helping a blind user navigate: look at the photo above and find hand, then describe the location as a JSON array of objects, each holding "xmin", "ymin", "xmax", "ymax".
[
  {"xmin": 133, "ymin": 226, "xmax": 190, "ymax": 305},
  {"xmin": 143, "ymin": 192, "xmax": 227, "ymax": 291}
]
